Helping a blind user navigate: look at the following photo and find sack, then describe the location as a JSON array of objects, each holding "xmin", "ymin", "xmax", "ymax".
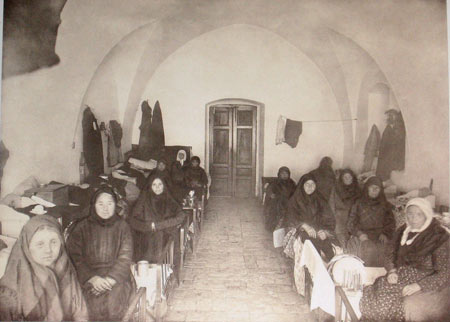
[{"xmin": 273, "ymin": 228, "xmax": 286, "ymax": 248}]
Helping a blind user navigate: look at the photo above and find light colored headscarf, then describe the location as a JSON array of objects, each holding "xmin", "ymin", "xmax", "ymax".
[
  {"xmin": 401, "ymin": 198, "xmax": 434, "ymax": 246},
  {"xmin": 0, "ymin": 215, "xmax": 88, "ymax": 321},
  {"xmin": 176, "ymin": 149, "xmax": 187, "ymax": 166}
]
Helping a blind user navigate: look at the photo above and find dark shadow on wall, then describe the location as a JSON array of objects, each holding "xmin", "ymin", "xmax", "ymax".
[{"xmin": 2, "ymin": 0, "xmax": 67, "ymax": 79}]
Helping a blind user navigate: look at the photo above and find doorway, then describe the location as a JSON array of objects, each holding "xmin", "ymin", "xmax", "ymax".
[{"xmin": 205, "ymin": 99, "xmax": 264, "ymax": 198}]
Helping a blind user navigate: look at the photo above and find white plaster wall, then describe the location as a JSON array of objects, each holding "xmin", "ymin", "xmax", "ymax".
[{"xmin": 131, "ymin": 25, "xmax": 343, "ymax": 183}]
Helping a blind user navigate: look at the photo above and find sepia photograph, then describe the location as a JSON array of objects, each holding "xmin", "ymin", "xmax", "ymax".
[{"xmin": 0, "ymin": 0, "xmax": 449, "ymax": 321}]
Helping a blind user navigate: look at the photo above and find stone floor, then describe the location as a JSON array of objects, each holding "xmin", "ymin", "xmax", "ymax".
[{"xmin": 165, "ymin": 197, "xmax": 316, "ymax": 322}]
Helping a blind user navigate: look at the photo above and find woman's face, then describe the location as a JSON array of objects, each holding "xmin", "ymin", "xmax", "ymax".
[
  {"xmin": 152, "ymin": 178, "xmax": 164, "ymax": 195},
  {"xmin": 368, "ymin": 184, "xmax": 381, "ymax": 199},
  {"xmin": 406, "ymin": 205, "xmax": 427, "ymax": 230},
  {"xmin": 191, "ymin": 160, "xmax": 200, "ymax": 168},
  {"xmin": 157, "ymin": 162, "xmax": 166, "ymax": 171},
  {"xmin": 29, "ymin": 227, "xmax": 61, "ymax": 267},
  {"xmin": 304, "ymin": 180, "xmax": 316, "ymax": 195},
  {"xmin": 279, "ymin": 171, "xmax": 289, "ymax": 180},
  {"xmin": 342, "ymin": 173, "xmax": 353, "ymax": 185},
  {"xmin": 95, "ymin": 192, "xmax": 116, "ymax": 219},
  {"xmin": 178, "ymin": 152, "xmax": 185, "ymax": 160}
]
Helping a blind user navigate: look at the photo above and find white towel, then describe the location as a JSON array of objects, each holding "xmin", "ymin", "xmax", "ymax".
[
  {"xmin": 299, "ymin": 240, "xmax": 336, "ymax": 316},
  {"xmin": 276, "ymin": 116, "xmax": 287, "ymax": 145}
]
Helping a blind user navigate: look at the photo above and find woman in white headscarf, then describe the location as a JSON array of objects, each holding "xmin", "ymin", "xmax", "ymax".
[
  {"xmin": 360, "ymin": 198, "xmax": 450, "ymax": 321},
  {"xmin": 170, "ymin": 149, "xmax": 188, "ymax": 202}
]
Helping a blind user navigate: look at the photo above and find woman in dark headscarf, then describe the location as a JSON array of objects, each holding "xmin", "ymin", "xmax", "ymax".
[
  {"xmin": 329, "ymin": 169, "xmax": 361, "ymax": 246},
  {"xmin": 0, "ymin": 215, "xmax": 88, "ymax": 321},
  {"xmin": 149, "ymin": 157, "xmax": 173, "ymax": 190},
  {"xmin": 286, "ymin": 173, "xmax": 338, "ymax": 261},
  {"xmin": 308, "ymin": 156, "xmax": 336, "ymax": 201},
  {"xmin": 360, "ymin": 198, "xmax": 450, "ymax": 321},
  {"xmin": 66, "ymin": 186, "xmax": 133, "ymax": 321},
  {"xmin": 346, "ymin": 176, "xmax": 395, "ymax": 266},
  {"xmin": 128, "ymin": 175, "xmax": 186, "ymax": 274},
  {"xmin": 264, "ymin": 166, "xmax": 296, "ymax": 231},
  {"xmin": 184, "ymin": 156, "xmax": 208, "ymax": 198}
]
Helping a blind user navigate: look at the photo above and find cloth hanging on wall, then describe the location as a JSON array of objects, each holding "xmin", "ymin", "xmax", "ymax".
[
  {"xmin": 99, "ymin": 122, "xmax": 110, "ymax": 175},
  {"xmin": 376, "ymin": 110, "xmax": 406, "ymax": 181},
  {"xmin": 107, "ymin": 121, "xmax": 124, "ymax": 167},
  {"xmin": 82, "ymin": 107, "xmax": 104, "ymax": 177},
  {"xmin": 138, "ymin": 100, "xmax": 152, "ymax": 160},
  {"xmin": 284, "ymin": 118, "xmax": 303, "ymax": 148},
  {"xmin": 276, "ymin": 116, "xmax": 287, "ymax": 145},
  {"xmin": 363, "ymin": 124, "xmax": 381, "ymax": 172},
  {"xmin": 151, "ymin": 100, "xmax": 165, "ymax": 150},
  {"xmin": 0, "ymin": 141, "xmax": 10, "ymax": 195}
]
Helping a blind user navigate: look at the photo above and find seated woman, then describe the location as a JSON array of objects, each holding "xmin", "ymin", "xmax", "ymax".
[
  {"xmin": 0, "ymin": 215, "xmax": 88, "ymax": 321},
  {"xmin": 329, "ymin": 168, "xmax": 361, "ymax": 246},
  {"xmin": 346, "ymin": 176, "xmax": 395, "ymax": 267},
  {"xmin": 308, "ymin": 156, "xmax": 336, "ymax": 201},
  {"xmin": 127, "ymin": 175, "xmax": 186, "ymax": 277},
  {"xmin": 170, "ymin": 149, "xmax": 188, "ymax": 202},
  {"xmin": 264, "ymin": 166, "xmax": 296, "ymax": 231},
  {"xmin": 360, "ymin": 198, "xmax": 450, "ymax": 321},
  {"xmin": 149, "ymin": 157, "xmax": 173, "ymax": 190},
  {"xmin": 184, "ymin": 156, "xmax": 208, "ymax": 199},
  {"xmin": 285, "ymin": 173, "xmax": 338, "ymax": 261},
  {"xmin": 66, "ymin": 186, "xmax": 133, "ymax": 321}
]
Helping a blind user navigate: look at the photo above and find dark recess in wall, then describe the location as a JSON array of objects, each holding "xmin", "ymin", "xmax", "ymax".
[{"xmin": 2, "ymin": 0, "xmax": 67, "ymax": 79}]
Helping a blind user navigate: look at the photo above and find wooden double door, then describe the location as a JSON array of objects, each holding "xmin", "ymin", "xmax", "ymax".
[{"xmin": 209, "ymin": 104, "xmax": 257, "ymax": 198}]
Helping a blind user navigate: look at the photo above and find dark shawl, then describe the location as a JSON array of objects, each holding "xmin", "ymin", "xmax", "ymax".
[
  {"xmin": 184, "ymin": 156, "xmax": 208, "ymax": 188},
  {"xmin": 0, "ymin": 215, "xmax": 88, "ymax": 321},
  {"xmin": 264, "ymin": 167, "xmax": 297, "ymax": 230},
  {"xmin": 287, "ymin": 173, "xmax": 336, "ymax": 232},
  {"xmin": 66, "ymin": 186, "xmax": 133, "ymax": 285},
  {"xmin": 335, "ymin": 168, "xmax": 361, "ymax": 206},
  {"xmin": 347, "ymin": 176, "xmax": 395, "ymax": 239},
  {"xmin": 308, "ymin": 156, "xmax": 336, "ymax": 201},
  {"xmin": 128, "ymin": 174, "xmax": 184, "ymax": 232}
]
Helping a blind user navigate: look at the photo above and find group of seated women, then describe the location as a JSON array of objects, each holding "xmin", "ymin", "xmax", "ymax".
[
  {"xmin": 0, "ymin": 152, "xmax": 208, "ymax": 321},
  {"xmin": 265, "ymin": 156, "xmax": 394, "ymax": 264},
  {"xmin": 265, "ymin": 157, "xmax": 450, "ymax": 321}
]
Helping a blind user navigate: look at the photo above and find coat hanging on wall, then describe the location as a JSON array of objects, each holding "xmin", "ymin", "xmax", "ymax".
[
  {"xmin": 138, "ymin": 100, "xmax": 152, "ymax": 160},
  {"xmin": 362, "ymin": 124, "xmax": 381, "ymax": 173},
  {"xmin": 0, "ymin": 141, "xmax": 10, "ymax": 195},
  {"xmin": 107, "ymin": 120, "xmax": 124, "ymax": 167},
  {"xmin": 376, "ymin": 110, "xmax": 406, "ymax": 181},
  {"xmin": 151, "ymin": 100, "xmax": 165, "ymax": 150},
  {"xmin": 82, "ymin": 106, "xmax": 104, "ymax": 177}
]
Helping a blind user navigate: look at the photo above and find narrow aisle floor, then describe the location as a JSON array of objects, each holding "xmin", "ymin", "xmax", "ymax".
[{"xmin": 166, "ymin": 197, "xmax": 315, "ymax": 322}]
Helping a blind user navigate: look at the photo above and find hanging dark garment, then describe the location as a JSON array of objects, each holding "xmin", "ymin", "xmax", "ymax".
[
  {"xmin": 107, "ymin": 121, "xmax": 123, "ymax": 167},
  {"xmin": 284, "ymin": 119, "xmax": 302, "ymax": 148},
  {"xmin": 0, "ymin": 141, "xmax": 10, "ymax": 195},
  {"xmin": 138, "ymin": 100, "xmax": 153, "ymax": 160},
  {"xmin": 376, "ymin": 113, "xmax": 406, "ymax": 181},
  {"xmin": 363, "ymin": 125, "xmax": 381, "ymax": 172},
  {"xmin": 151, "ymin": 100, "xmax": 165, "ymax": 149},
  {"xmin": 82, "ymin": 107, "xmax": 104, "ymax": 177}
]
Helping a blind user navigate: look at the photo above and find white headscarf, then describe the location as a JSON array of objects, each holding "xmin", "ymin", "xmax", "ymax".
[
  {"xmin": 176, "ymin": 150, "xmax": 187, "ymax": 166},
  {"xmin": 401, "ymin": 198, "xmax": 434, "ymax": 246}
]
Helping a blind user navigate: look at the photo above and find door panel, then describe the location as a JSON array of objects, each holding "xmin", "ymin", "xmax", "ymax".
[
  {"xmin": 209, "ymin": 107, "xmax": 233, "ymax": 197},
  {"xmin": 210, "ymin": 104, "xmax": 256, "ymax": 198},
  {"xmin": 236, "ymin": 128, "xmax": 253, "ymax": 165},
  {"xmin": 213, "ymin": 129, "xmax": 230, "ymax": 164}
]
